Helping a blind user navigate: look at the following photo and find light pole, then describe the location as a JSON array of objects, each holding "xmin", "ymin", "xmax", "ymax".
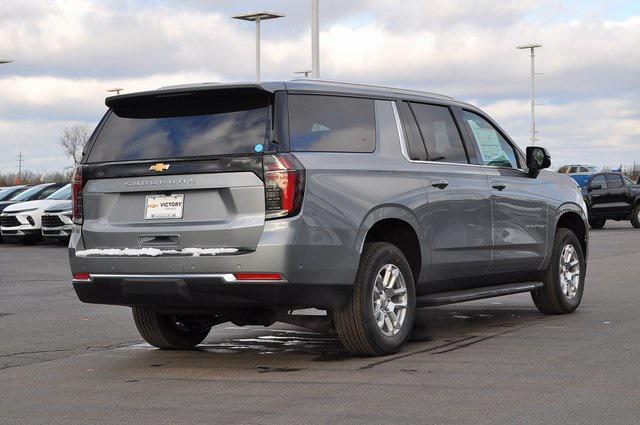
[
  {"xmin": 107, "ymin": 88, "xmax": 124, "ymax": 95},
  {"xmin": 232, "ymin": 12, "xmax": 285, "ymax": 81},
  {"xmin": 517, "ymin": 43, "xmax": 542, "ymax": 146},
  {"xmin": 294, "ymin": 70, "xmax": 313, "ymax": 78},
  {"xmin": 311, "ymin": 0, "xmax": 320, "ymax": 78}
]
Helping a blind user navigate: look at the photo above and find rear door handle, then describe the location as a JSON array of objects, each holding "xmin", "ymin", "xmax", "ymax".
[
  {"xmin": 492, "ymin": 182, "xmax": 507, "ymax": 191},
  {"xmin": 431, "ymin": 179, "xmax": 449, "ymax": 190}
]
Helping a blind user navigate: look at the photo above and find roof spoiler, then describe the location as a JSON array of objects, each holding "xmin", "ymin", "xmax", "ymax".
[{"xmin": 105, "ymin": 83, "xmax": 274, "ymax": 109}]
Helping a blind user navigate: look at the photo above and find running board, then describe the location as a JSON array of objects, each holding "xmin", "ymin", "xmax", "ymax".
[{"xmin": 416, "ymin": 281, "xmax": 543, "ymax": 307}]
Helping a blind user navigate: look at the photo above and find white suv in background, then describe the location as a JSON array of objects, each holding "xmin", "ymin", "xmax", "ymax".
[
  {"xmin": 41, "ymin": 199, "xmax": 73, "ymax": 243},
  {"xmin": 0, "ymin": 184, "xmax": 71, "ymax": 244}
]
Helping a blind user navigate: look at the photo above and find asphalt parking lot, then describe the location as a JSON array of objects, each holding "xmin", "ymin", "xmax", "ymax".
[{"xmin": 1, "ymin": 222, "xmax": 639, "ymax": 424}]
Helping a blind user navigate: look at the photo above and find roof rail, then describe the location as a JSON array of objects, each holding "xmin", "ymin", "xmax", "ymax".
[{"xmin": 289, "ymin": 78, "xmax": 454, "ymax": 100}]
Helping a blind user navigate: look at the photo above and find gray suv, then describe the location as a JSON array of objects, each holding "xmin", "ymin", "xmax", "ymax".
[{"xmin": 69, "ymin": 80, "xmax": 589, "ymax": 356}]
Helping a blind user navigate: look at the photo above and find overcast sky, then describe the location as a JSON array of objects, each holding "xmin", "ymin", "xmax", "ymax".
[{"xmin": 1, "ymin": 0, "xmax": 639, "ymax": 172}]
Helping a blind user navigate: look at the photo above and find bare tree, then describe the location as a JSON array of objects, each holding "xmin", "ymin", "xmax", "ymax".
[{"xmin": 58, "ymin": 124, "xmax": 92, "ymax": 166}]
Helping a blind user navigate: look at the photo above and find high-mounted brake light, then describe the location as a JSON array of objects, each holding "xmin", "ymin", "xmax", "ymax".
[
  {"xmin": 72, "ymin": 166, "xmax": 83, "ymax": 225},
  {"xmin": 263, "ymin": 154, "xmax": 305, "ymax": 220}
]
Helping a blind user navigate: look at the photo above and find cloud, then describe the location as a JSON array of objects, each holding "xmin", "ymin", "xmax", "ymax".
[{"xmin": 0, "ymin": 0, "xmax": 638, "ymax": 172}]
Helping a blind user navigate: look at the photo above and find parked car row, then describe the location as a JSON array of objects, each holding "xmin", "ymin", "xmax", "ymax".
[{"xmin": 0, "ymin": 183, "xmax": 72, "ymax": 245}]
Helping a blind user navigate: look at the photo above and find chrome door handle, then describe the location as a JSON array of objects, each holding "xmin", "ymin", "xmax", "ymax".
[
  {"xmin": 431, "ymin": 179, "xmax": 449, "ymax": 189},
  {"xmin": 492, "ymin": 182, "xmax": 507, "ymax": 191}
]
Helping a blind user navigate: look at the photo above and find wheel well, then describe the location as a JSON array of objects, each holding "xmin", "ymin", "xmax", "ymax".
[
  {"xmin": 364, "ymin": 218, "xmax": 421, "ymax": 283},
  {"xmin": 556, "ymin": 211, "xmax": 587, "ymax": 254}
]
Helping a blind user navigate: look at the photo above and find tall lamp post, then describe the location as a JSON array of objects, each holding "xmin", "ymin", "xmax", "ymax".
[
  {"xmin": 232, "ymin": 12, "xmax": 285, "ymax": 81},
  {"xmin": 107, "ymin": 88, "xmax": 124, "ymax": 95},
  {"xmin": 311, "ymin": 0, "xmax": 320, "ymax": 78},
  {"xmin": 517, "ymin": 43, "xmax": 542, "ymax": 146}
]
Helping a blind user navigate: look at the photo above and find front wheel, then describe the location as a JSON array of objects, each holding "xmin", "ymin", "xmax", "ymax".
[
  {"xmin": 333, "ymin": 242, "xmax": 416, "ymax": 356},
  {"xmin": 132, "ymin": 307, "xmax": 212, "ymax": 349},
  {"xmin": 532, "ymin": 228, "xmax": 585, "ymax": 314},
  {"xmin": 631, "ymin": 204, "xmax": 640, "ymax": 228}
]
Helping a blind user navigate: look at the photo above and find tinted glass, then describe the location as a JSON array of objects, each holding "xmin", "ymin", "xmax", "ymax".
[
  {"xmin": 46, "ymin": 184, "xmax": 72, "ymax": 200},
  {"xmin": 37, "ymin": 186, "xmax": 61, "ymax": 199},
  {"xmin": 590, "ymin": 175, "xmax": 607, "ymax": 189},
  {"xmin": 409, "ymin": 103, "xmax": 467, "ymax": 164},
  {"xmin": 289, "ymin": 95, "xmax": 375, "ymax": 152},
  {"xmin": 87, "ymin": 92, "xmax": 270, "ymax": 162},
  {"xmin": 605, "ymin": 174, "xmax": 623, "ymax": 188},
  {"xmin": 0, "ymin": 187, "xmax": 25, "ymax": 201},
  {"xmin": 11, "ymin": 185, "xmax": 50, "ymax": 201},
  {"xmin": 462, "ymin": 110, "xmax": 517, "ymax": 168},
  {"xmin": 399, "ymin": 102, "xmax": 427, "ymax": 161}
]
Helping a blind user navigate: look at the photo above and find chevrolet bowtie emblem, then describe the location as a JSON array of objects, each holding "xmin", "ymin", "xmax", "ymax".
[{"xmin": 149, "ymin": 163, "xmax": 170, "ymax": 172}]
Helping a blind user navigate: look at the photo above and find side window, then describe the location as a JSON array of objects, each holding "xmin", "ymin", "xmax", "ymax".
[
  {"xmin": 398, "ymin": 101, "xmax": 427, "ymax": 161},
  {"xmin": 37, "ymin": 187, "xmax": 59, "ymax": 199},
  {"xmin": 409, "ymin": 103, "xmax": 467, "ymax": 164},
  {"xmin": 569, "ymin": 167, "xmax": 578, "ymax": 173},
  {"xmin": 605, "ymin": 174, "xmax": 623, "ymax": 188},
  {"xmin": 288, "ymin": 95, "xmax": 375, "ymax": 152},
  {"xmin": 462, "ymin": 110, "xmax": 518, "ymax": 168},
  {"xmin": 579, "ymin": 167, "xmax": 588, "ymax": 173},
  {"xmin": 590, "ymin": 175, "xmax": 607, "ymax": 189}
]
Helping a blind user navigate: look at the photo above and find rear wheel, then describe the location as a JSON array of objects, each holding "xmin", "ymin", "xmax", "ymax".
[
  {"xmin": 132, "ymin": 306, "xmax": 211, "ymax": 349},
  {"xmin": 588, "ymin": 218, "xmax": 605, "ymax": 229},
  {"xmin": 631, "ymin": 204, "xmax": 640, "ymax": 228},
  {"xmin": 333, "ymin": 242, "xmax": 416, "ymax": 356},
  {"xmin": 532, "ymin": 228, "xmax": 585, "ymax": 314}
]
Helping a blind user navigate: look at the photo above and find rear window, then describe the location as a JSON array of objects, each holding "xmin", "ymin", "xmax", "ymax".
[
  {"xmin": 288, "ymin": 95, "xmax": 375, "ymax": 152},
  {"xmin": 87, "ymin": 91, "xmax": 271, "ymax": 162}
]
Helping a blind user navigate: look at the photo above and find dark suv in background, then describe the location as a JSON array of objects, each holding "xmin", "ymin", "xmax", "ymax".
[
  {"xmin": 69, "ymin": 80, "xmax": 589, "ymax": 356},
  {"xmin": 577, "ymin": 172, "xmax": 640, "ymax": 229}
]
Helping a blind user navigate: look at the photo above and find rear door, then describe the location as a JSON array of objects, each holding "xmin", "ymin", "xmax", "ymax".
[
  {"xmin": 604, "ymin": 174, "xmax": 632, "ymax": 215},
  {"xmin": 460, "ymin": 109, "xmax": 547, "ymax": 274},
  {"xmin": 80, "ymin": 88, "xmax": 273, "ymax": 252},
  {"xmin": 402, "ymin": 101, "xmax": 492, "ymax": 281}
]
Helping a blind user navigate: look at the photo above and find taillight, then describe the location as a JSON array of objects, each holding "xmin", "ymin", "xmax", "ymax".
[
  {"xmin": 263, "ymin": 154, "xmax": 305, "ymax": 219},
  {"xmin": 72, "ymin": 166, "xmax": 83, "ymax": 225}
]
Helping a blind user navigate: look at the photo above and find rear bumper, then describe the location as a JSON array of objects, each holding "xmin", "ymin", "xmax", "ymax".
[{"xmin": 72, "ymin": 273, "xmax": 352, "ymax": 310}]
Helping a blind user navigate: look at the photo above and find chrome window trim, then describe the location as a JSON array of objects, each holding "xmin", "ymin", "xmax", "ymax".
[{"xmin": 391, "ymin": 101, "xmax": 527, "ymax": 172}]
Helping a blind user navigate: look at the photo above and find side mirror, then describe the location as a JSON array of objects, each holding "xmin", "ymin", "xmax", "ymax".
[{"xmin": 526, "ymin": 146, "xmax": 551, "ymax": 177}]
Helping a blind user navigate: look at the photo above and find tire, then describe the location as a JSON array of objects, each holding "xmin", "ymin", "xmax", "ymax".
[
  {"xmin": 588, "ymin": 218, "xmax": 605, "ymax": 229},
  {"xmin": 333, "ymin": 242, "xmax": 416, "ymax": 356},
  {"xmin": 531, "ymin": 228, "xmax": 585, "ymax": 314},
  {"xmin": 631, "ymin": 204, "xmax": 640, "ymax": 228},
  {"xmin": 132, "ymin": 306, "xmax": 211, "ymax": 350}
]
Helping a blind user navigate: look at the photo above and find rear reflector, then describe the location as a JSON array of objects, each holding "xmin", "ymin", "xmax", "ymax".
[
  {"xmin": 233, "ymin": 272, "xmax": 282, "ymax": 281},
  {"xmin": 73, "ymin": 272, "xmax": 91, "ymax": 281}
]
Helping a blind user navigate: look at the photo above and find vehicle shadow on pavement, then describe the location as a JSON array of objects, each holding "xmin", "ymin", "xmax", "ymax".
[{"xmin": 124, "ymin": 301, "xmax": 544, "ymax": 365}]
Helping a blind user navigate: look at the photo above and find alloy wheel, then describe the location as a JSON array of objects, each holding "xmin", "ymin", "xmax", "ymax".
[{"xmin": 371, "ymin": 264, "xmax": 408, "ymax": 336}]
